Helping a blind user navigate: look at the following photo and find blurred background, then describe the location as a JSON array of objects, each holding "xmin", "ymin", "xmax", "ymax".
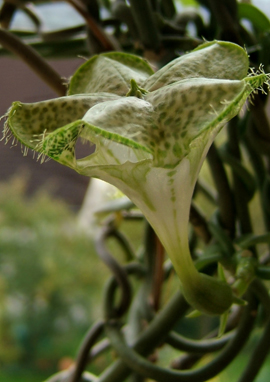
[
  {"xmin": 0, "ymin": 3, "xmax": 105, "ymax": 380},
  {"xmin": 1, "ymin": 0, "xmax": 270, "ymax": 381}
]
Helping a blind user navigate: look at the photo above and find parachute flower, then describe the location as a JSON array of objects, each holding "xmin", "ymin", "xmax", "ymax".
[{"xmin": 3, "ymin": 41, "xmax": 268, "ymax": 315}]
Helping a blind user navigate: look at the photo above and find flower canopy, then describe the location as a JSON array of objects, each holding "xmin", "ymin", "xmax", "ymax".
[{"xmin": 3, "ymin": 41, "xmax": 268, "ymax": 315}]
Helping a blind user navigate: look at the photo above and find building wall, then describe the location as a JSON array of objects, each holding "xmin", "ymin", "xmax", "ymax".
[{"xmin": 0, "ymin": 57, "xmax": 90, "ymax": 208}]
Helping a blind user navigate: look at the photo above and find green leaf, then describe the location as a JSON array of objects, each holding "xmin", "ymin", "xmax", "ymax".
[
  {"xmin": 218, "ymin": 310, "xmax": 229, "ymax": 337},
  {"xmin": 238, "ymin": 2, "xmax": 270, "ymax": 33},
  {"xmin": 219, "ymin": 144, "xmax": 256, "ymax": 201},
  {"xmin": 235, "ymin": 233, "xmax": 270, "ymax": 249},
  {"xmin": 256, "ymin": 266, "xmax": 270, "ymax": 280},
  {"xmin": 178, "ymin": 0, "xmax": 198, "ymax": 7}
]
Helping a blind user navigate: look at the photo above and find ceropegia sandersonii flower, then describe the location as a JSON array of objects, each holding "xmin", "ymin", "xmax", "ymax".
[{"xmin": 2, "ymin": 41, "xmax": 269, "ymax": 315}]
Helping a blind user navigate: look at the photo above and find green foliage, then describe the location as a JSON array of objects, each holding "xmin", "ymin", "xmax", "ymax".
[
  {"xmin": 0, "ymin": 177, "xmax": 107, "ymax": 374},
  {"xmin": 177, "ymin": 0, "xmax": 198, "ymax": 7}
]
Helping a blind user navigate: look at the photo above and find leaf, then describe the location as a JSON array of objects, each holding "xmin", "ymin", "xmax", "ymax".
[
  {"xmin": 235, "ymin": 233, "xmax": 270, "ymax": 249},
  {"xmin": 219, "ymin": 144, "xmax": 256, "ymax": 201},
  {"xmin": 218, "ymin": 310, "xmax": 229, "ymax": 337},
  {"xmin": 238, "ymin": 2, "xmax": 270, "ymax": 33},
  {"xmin": 177, "ymin": 0, "xmax": 198, "ymax": 7},
  {"xmin": 256, "ymin": 266, "xmax": 270, "ymax": 280}
]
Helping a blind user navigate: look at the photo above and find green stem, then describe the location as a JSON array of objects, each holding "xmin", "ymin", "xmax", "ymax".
[
  {"xmin": 160, "ymin": 0, "xmax": 176, "ymax": 18},
  {"xmin": 103, "ymin": 262, "xmax": 146, "ymax": 321},
  {"xmin": 69, "ymin": 320, "xmax": 104, "ymax": 382},
  {"xmin": 190, "ymin": 203, "xmax": 212, "ymax": 244},
  {"xmin": 0, "ymin": 2, "xmax": 16, "ymax": 29},
  {"xmin": 104, "ymin": 291, "xmax": 257, "ymax": 382},
  {"xmin": 98, "ymin": 292, "xmax": 189, "ymax": 382},
  {"xmin": 166, "ymin": 330, "xmax": 234, "ymax": 353},
  {"xmin": 250, "ymin": 95, "xmax": 270, "ymax": 142},
  {"xmin": 244, "ymin": 119, "xmax": 270, "ymax": 231},
  {"xmin": 206, "ymin": 0, "xmax": 242, "ymax": 44},
  {"xmin": 67, "ymin": 0, "xmax": 118, "ymax": 51},
  {"xmin": 227, "ymin": 118, "xmax": 256, "ymax": 253},
  {"xmin": 143, "ymin": 222, "xmax": 163, "ymax": 312},
  {"xmin": 238, "ymin": 316, "xmax": 270, "ymax": 382},
  {"xmin": 96, "ymin": 227, "xmax": 132, "ymax": 319},
  {"xmin": 250, "ymin": 278, "xmax": 270, "ymax": 318},
  {"xmin": 128, "ymin": 0, "xmax": 161, "ymax": 50},
  {"xmin": 207, "ymin": 143, "xmax": 236, "ymax": 236},
  {"xmin": 110, "ymin": 229, "xmax": 137, "ymax": 261}
]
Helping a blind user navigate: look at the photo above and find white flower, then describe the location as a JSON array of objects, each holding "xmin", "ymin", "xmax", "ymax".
[{"xmin": 3, "ymin": 41, "xmax": 268, "ymax": 314}]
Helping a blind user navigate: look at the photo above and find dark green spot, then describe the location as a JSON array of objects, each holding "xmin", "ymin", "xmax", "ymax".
[
  {"xmin": 167, "ymin": 170, "xmax": 176, "ymax": 177},
  {"xmin": 32, "ymin": 107, "xmax": 39, "ymax": 116},
  {"xmin": 173, "ymin": 142, "xmax": 182, "ymax": 158}
]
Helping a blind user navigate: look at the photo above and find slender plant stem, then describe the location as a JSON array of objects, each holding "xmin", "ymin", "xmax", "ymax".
[
  {"xmin": 243, "ymin": 124, "xmax": 270, "ymax": 231},
  {"xmin": 160, "ymin": 0, "xmax": 176, "ymax": 18},
  {"xmin": 152, "ymin": 236, "xmax": 164, "ymax": 311},
  {"xmin": 128, "ymin": 0, "xmax": 161, "ymax": 50},
  {"xmin": 0, "ymin": 28, "xmax": 67, "ymax": 96},
  {"xmin": 143, "ymin": 223, "xmax": 164, "ymax": 311},
  {"xmin": 105, "ymin": 291, "xmax": 257, "ymax": 382},
  {"xmin": 250, "ymin": 95, "xmax": 270, "ymax": 142},
  {"xmin": 227, "ymin": 118, "xmax": 255, "ymax": 243},
  {"xmin": 110, "ymin": 229, "xmax": 137, "ymax": 261},
  {"xmin": 170, "ymin": 306, "xmax": 243, "ymax": 370},
  {"xmin": 67, "ymin": 0, "xmax": 119, "ymax": 51},
  {"xmin": 96, "ymin": 227, "xmax": 132, "ymax": 318},
  {"xmin": 250, "ymin": 278, "xmax": 270, "ymax": 318},
  {"xmin": 98, "ymin": 292, "xmax": 189, "ymax": 382},
  {"xmin": 207, "ymin": 143, "xmax": 235, "ymax": 236},
  {"xmin": 238, "ymin": 316, "xmax": 270, "ymax": 382},
  {"xmin": 103, "ymin": 262, "xmax": 146, "ymax": 320},
  {"xmin": 190, "ymin": 203, "xmax": 212, "ymax": 243},
  {"xmin": 88, "ymin": 338, "xmax": 111, "ymax": 362},
  {"xmin": 206, "ymin": 0, "xmax": 242, "ymax": 44},
  {"xmin": 0, "ymin": 1, "xmax": 16, "ymax": 28},
  {"xmin": 24, "ymin": 6, "xmax": 42, "ymax": 31},
  {"xmin": 69, "ymin": 320, "xmax": 104, "ymax": 382},
  {"xmin": 166, "ymin": 330, "xmax": 234, "ymax": 354}
]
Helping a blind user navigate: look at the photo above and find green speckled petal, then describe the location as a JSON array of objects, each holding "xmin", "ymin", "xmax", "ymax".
[
  {"xmin": 4, "ymin": 93, "xmax": 120, "ymax": 150},
  {"xmin": 144, "ymin": 41, "xmax": 249, "ymax": 91},
  {"xmin": 82, "ymin": 96, "xmax": 156, "ymax": 149},
  {"xmin": 144, "ymin": 74, "xmax": 266, "ymax": 167},
  {"xmin": 68, "ymin": 52, "xmax": 154, "ymax": 96},
  {"xmin": 39, "ymin": 118, "xmax": 152, "ymax": 173}
]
